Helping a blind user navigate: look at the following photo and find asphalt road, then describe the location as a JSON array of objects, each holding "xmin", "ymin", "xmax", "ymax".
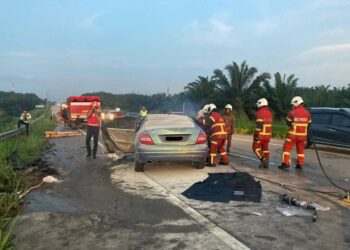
[{"xmin": 14, "ymin": 128, "xmax": 350, "ymax": 250}]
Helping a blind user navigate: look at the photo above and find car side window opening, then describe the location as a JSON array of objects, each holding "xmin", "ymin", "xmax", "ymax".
[
  {"xmin": 331, "ymin": 114, "xmax": 350, "ymax": 128},
  {"xmin": 311, "ymin": 113, "xmax": 331, "ymax": 125}
]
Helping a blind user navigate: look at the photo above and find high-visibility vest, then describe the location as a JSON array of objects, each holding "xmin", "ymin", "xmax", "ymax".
[
  {"xmin": 286, "ymin": 106, "xmax": 311, "ymax": 137},
  {"xmin": 140, "ymin": 110, "xmax": 148, "ymax": 117},
  {"xmin": 255, "ymin": 106, "xmax": 273, "ymax": 138},
  {"xmin": 205, "ymin": 112, "xmax": 227, "ymax": 140}
]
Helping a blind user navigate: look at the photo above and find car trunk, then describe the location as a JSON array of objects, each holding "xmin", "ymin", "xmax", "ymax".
[{"xmin": 148, "ymin": 128, "xmax": 199, "ymax": 146}]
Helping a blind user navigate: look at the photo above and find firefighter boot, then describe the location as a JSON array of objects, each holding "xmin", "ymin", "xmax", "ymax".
[
  {"xmin": 278, "ymin": 163, "xmax": 290, "ymax": 170},
  {"xmin": 295, "ymin": 164, "xmax": 303, "ymax": 170},
  {"xmin": 258, "ymin": 158, "xmax": 265, "ymax": 168},
  {"xmin": 262, "ymin": 159, "xmax": 269, "ymax": 169}
]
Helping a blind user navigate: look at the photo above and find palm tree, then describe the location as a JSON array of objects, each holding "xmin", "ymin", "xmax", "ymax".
[
  {"xmin": 211, "ymin": 61, "xmax": 270, "ymax": 117},
  {"xmin": 273, "ymin": 72, "xmax": 298, "ymax": 117},
  {"xmin": 184, "ymin": 76, "xmax": 216, "ymax": 108}
]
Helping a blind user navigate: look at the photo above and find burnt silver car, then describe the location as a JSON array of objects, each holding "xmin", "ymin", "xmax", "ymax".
[{"xmin": 102, "ymin": 114, "xmax": 208, "ymax": 171}]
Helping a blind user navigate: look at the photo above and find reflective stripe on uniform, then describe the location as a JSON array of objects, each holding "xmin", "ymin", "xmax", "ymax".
[
  {"xmin": 211, "ymin": 132, "xmax": 227, "ymax": 136},
  {"xmin": 210, "ymin": 154, "xmax": 216, "ymax": 164},
  {"xmin": 211, "ymin": 123, "xmax": 226, "ymax": 128},
  {"xmin": 256, "ymin": 119, "xmax": 263, "ymax": 122},
  {"xmin": 211, "ymin": 141, "xmax": 218, "ymax": 144},
  {"xmin": 288, "ymin": 131, "xmax": 307, "ymax": 136},
  {"xmin": 209, "ymin": 116, "xmax": 215, "ymax": 122},
  {"xmin": 220, "ymin": 152, "xmax": 227, "ymax": 155},
  {"xmin": 297, "ymin": 154, "xmax": 305, "ymax": 157},
  {"xmin": 286, "ymin": 138, "xmax": 292, "ymax": 142}
]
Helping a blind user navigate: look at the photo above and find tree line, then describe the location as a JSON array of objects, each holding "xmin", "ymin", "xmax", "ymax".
[
  {"xmin": 0, "ymin": 91, "xmax": 45, "ymax": 118},
  {"xmin": 84, "ymin": 60, "xmax": 350, "ymax": 120}
]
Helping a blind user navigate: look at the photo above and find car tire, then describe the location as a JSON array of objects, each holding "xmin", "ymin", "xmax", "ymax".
[
  {"xmin": 195, "ymin": 161, "xmax": 206, "ymax": 169},
  {"xmin": 134, "ymin": 160, "xmax": 145, "ymax": 172}
]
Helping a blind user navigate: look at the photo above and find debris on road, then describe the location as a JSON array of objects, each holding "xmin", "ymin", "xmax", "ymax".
[
  {"xmin": 45, "ymin": 131, "xmax": 82, "ymax": 138},
  {"xmin": 43, "ymin": 175, "xmax": 60, "ymax": 183},
  {"xmin": 276, "ymin": 206, "xmax": 313, "ymax": 217},
  {"xmin": 182, "ymin": 172, "xmax": 262, "ymax": 203}
]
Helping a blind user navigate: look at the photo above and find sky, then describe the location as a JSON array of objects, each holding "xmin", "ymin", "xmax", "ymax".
[{"xmin": 0, "ymin": 0, "xmax": 350, "ymax": 101}]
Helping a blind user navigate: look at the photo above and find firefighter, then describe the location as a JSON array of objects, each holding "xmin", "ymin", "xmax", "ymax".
[
  {"xmin": 222, "ymin": 104, "xmax": 235, "ymax": 152},
  {"xmin": 278, "ymin": 96, "xmax": 311, "ymax": 170},
  {"xmin": 18, "ymin": 110, "xmax": 31, "ymax": 135},
  {"xmin": 252, "ymin": 98, "xmax": 273, "ymax": 168},
  {"xmin": 199, "ymin": 104, "xmax": 229, "ymax": 166},
  {"xmin": 140, "ymin": 106, "xmax": 148, "ymax": 118},
  {"xmin": 86, "ymin": 101, "xmax": 101, "ymax": 159}
]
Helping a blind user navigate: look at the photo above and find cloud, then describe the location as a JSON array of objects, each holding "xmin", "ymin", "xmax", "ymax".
[
  {"xmin": 286, "ymin": 43, "xmax": 350, "ymax": 85},
  {"xmin": 80, "ymin": 11, "xmax": 106, "ymax": 33},
  {"xmin": 301, "ymin": 43, "xmax": 350, "ymax": 55},
  {"xmin": 181, "ymin": 14, "xmax": 236, "ymax": 47}
]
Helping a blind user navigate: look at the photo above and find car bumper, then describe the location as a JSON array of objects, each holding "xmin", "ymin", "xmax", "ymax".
[{"xmin": 135, "ymin": 144, "xmax": 208, "ymax": 163}]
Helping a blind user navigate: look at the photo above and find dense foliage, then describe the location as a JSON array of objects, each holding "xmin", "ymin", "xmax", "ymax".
[
  {"xmin": 83, "ymin": 60, "xmax": 350, "ymax": 120},
  {"xmin": 0, "ymin": 91, "xmax": 45, "ymax": 117}
]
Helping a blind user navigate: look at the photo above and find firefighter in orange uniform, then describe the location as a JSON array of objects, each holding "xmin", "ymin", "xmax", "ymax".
[
  {"xmin": 253, "ymin": 98, "xmax": 273, "ymax": 168},
  {"xmin": 278, "ymin": 96, "xmax": 311, "ymax": 170},
  {"xmin": 200, "ymin": 104, "xmax": 229, "ymax": 166}
]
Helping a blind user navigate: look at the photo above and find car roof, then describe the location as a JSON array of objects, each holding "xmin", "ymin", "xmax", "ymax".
[
  {"xmin": 142, "ymin": 114, "xmax": 195, "ymax": 129},
  {"xmin": 309, "ymin": 107, "xmax": 350, "ymax": 113}
]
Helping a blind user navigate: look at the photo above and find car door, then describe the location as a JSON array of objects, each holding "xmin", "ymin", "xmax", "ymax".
[
  {"xmin": 103, "ymin": 116, "xmax": 138, "ymax": 153},
  {"xmin": 309, "ymin": 112, "xmax": 332, "ymax": 143},
  {"xmin": 329, "ymin": 113, "xmax": 350, "ymax": 147}
]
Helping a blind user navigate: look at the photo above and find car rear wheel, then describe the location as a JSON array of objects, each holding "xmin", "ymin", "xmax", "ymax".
[
  {"xmin": 134, "ymin": 160, "xmax": 145, "ymax": 172},
  {"xmin": 195, "ymin": 161, "xmax": 206, "ymax": 169}
]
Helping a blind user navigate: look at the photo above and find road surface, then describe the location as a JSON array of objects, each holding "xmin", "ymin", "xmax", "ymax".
[{"xmin": 14, "ymin": 127, "xmax": 350, "ymax": 250}]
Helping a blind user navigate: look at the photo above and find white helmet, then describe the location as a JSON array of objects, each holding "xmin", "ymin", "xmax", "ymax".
[
  {"xmin": 115, "ymin": 108, "xmax": 121, "ymax": 112},
  {"xmin": 256, "ymin": 98, "xmax": 268, "ymax": 108},
  {"xmin": 203, "ymin": 104, "xmax": 210, "ymax": 113},
  {"xmin": 197, "ymin": 109, "xmax": 204, "ymax": 119},
  {"xmin": 291, "ymin": 96, "xmax": 304, "ymax": 107},
  {"xmin": 225, "ymin": 104, "xmax": 233, "ymax": 111},
  {"xmin": 208, "ymin": 103, "xmax": 217, "ymax": 113}
]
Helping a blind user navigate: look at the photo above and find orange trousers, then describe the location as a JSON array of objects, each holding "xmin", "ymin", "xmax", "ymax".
[
  {"xmin": 282, "ymin": 135, "xmax": 307, "ymax": 165},
  {"xmin": 209, "ymin": 139, "xmax": 228, "ymax": 165},
  {"xmin": 252, "ymin": 138, "xmax": 270, "ymax": 160}
]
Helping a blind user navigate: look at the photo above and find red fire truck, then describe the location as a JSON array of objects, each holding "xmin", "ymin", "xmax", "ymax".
[{"xmin": 64, "ymin": 96, "xmax": 101, "ymax": 128}]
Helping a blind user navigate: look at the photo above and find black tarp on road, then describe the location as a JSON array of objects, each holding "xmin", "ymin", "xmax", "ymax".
[{"xmin": 182, "ymin": 172, "xmax": 262, "ymax": 203}]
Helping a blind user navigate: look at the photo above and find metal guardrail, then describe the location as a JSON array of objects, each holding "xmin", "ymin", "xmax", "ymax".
[{"xmin": 0, "ymin": 115, "xmax": 45, "ymax": 142}]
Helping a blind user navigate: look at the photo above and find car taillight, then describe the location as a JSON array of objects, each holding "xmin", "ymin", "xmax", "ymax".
[
  {"xmin": 139, "ymin": 134, "xmax": 154, "ymax": 145},
  {"xmin": 196, "ymin": 131, "xmax": 207, "ymax": 144}
]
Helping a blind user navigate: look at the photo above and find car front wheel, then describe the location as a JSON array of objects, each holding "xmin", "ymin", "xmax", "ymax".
[{"xmin": 134, "ymin": 160, "xmax": 145, "ymax": 172}]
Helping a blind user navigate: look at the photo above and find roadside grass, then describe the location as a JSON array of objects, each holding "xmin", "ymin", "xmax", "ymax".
[
  {"xmin": 0, "ymin": 110, "xmax": 56, "ymax": 250},
  {"xmin": 0, "ymin": 108, "xmax": 47, "ymax": 134},
  {"xmin": 234, "ymin": 113, "xmax": 288, "ymax": 139}
]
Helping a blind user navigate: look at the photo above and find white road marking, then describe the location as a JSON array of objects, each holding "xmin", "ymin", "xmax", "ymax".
[
  {"xmin": 234, "ymin": 137, "xmax": 283, "ymax": 147},
  {"xmin": 79, "ymin": 129, "xmax": 105, "ymax": 148},
  {"xmin": 229, "ymin": 153, "xmax": 277, "ymax": 165},
  {"xmin": 142, "ymin": 173, "xmax": 250, "ymax": 250}
]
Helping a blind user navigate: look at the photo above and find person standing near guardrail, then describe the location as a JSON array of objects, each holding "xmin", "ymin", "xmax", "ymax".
[
  {"xmin": 86, "ymin": 101, "xmax": 101, "ymax": 159},
  {"xmin": 18, "ymin": 110, "xmax": 31, "ymax": 135}
]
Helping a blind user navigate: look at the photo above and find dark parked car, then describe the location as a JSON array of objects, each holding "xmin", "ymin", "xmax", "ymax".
[{"xmin": 308, "ymin": 108, "xmax": 350, "ymax": 148}]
